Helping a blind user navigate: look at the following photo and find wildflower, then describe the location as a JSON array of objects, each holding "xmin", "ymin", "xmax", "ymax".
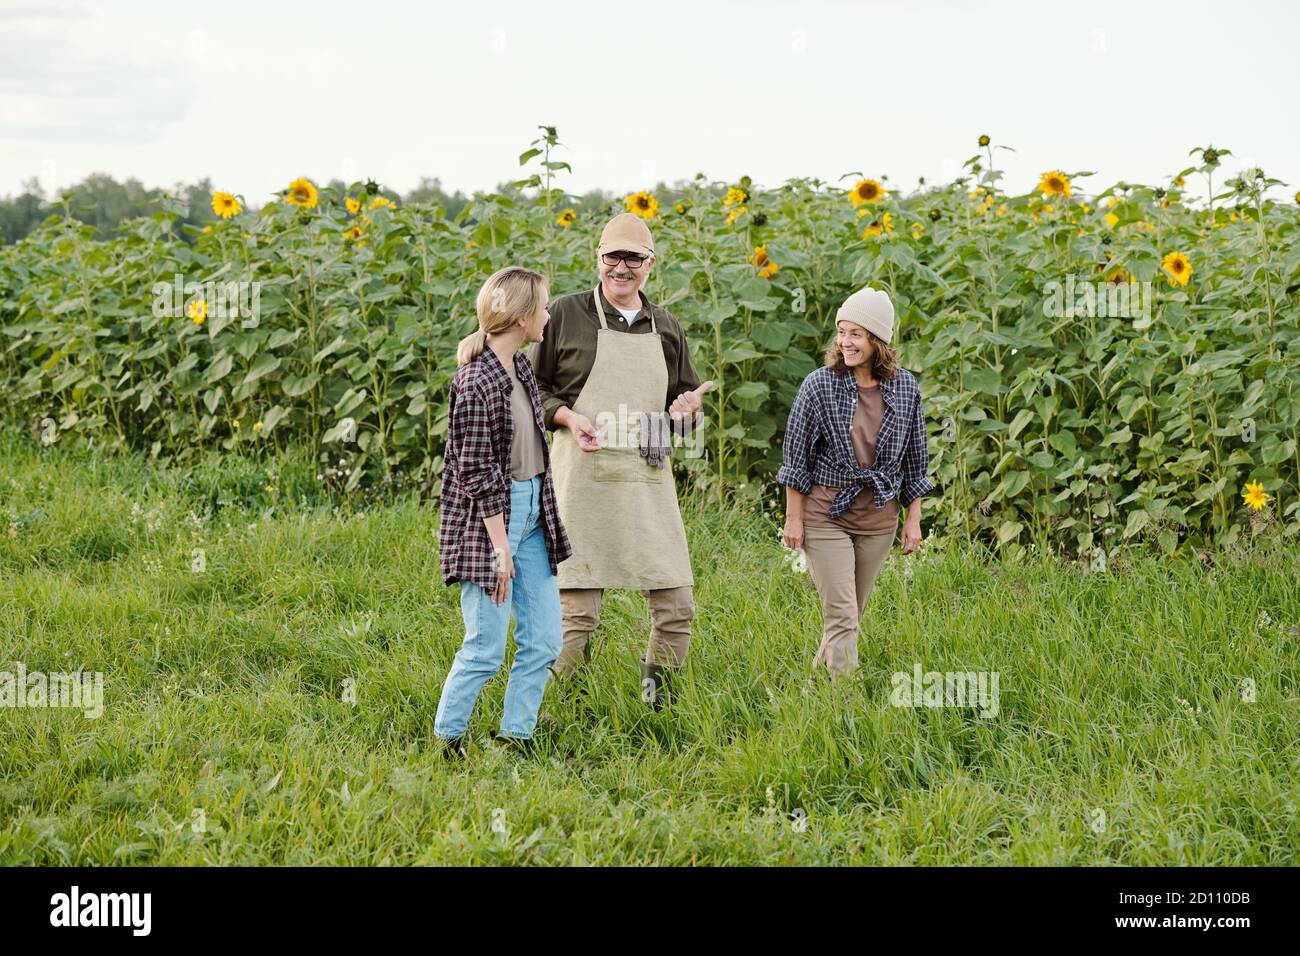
[
  {"xmin": 187, "ymin": 299, "xmax": 208, "ymax": 324},
  {"xmin": 1241, "ymin": 480, "xmax": 1269, "ymax": 512},
  {"xmin": 346, "ymin": 197, "xmax": 361, "ymax": 215},
  {"xmin": 849, "ymin": 179, "xmax": 886, "ymax": 205},
  {"xmin": 211, "ymin": 191, "xmax": 241, "ymax": 219},
  {"xmin": 1036, "ymin": 171, "xmax": 1071, "ymax": 198},
  {"xmin": 750, "ymin": 244, "xmax": 778, "ymax": 278},
  {"xmin": 555, "ymin": 208, "xmax": 576, "ymax": 226},
  {"xmin": 285, "ymin": 178, "xmax": 319, "ymax": 209},
  {"xmin": 861, "ymin": 212, "xmax": 894, "ymax": 239},
  {"xmin": 624, "ymin": 191, "xmax": 658, "ymax": 220},
  {"xmin": 1161, "ymin": 251, "xmax": 1192, "ymax": 287}
]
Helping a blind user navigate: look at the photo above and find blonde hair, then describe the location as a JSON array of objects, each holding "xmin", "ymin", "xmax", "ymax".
[{"xmin": 456, "ymin": 266, "xmax": 549, "ymax": 367}]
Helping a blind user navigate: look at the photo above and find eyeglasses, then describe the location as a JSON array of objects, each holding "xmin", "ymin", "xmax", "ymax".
[{"xmin": 601, "ymin": 252, "xmax": 649, "ymax": 268}]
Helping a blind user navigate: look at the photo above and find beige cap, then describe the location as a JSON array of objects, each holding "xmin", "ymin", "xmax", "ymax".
[
  {"xmin": 597, "ymin": 213, "xmax": 655, "ymax": 256},
  {"xmin": 835, "ymin": 285, "xmax": 895, "ymax": 343}
]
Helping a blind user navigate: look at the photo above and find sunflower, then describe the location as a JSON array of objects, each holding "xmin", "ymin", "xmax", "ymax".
[
  {"xmin": 285, "ymin": 178, "xmax": 319, "ymax": 209},
  {"xmin": 725, "ymin": 205, "xmax": 747, "ymax": 226},
  {"xmin": 342, "ymin": 225, "xmax": 365, "ymax": 241},
  {"xmin": 1105, "ymin": 267, "xmax": 1131, "ymax": 285},
  {"xmin": 1294, "ymin": 191, "xmax": 1300, "ymax": 204},
  {"xmin": 1036, "ymin": 171, "xmax": 1071, "ymax": 198},
  {"xmin": 187, "ymin": 299, "xmax": 208, "ymax": 325},
  {"xmin": 673, "ymin": 201, "xmax": 691, "ymax": 215},
  {"xmin": 1241, "ymin": 480, "xmax": 1270, "ymax": 512},
  {"xmin": 911, "ymin": 222, "xmax": 925, "ymax": 240},
  {"xmin": 1173, "ymin": 176, "xmax": 1185, "ymax": 188},
  {"xmin": 346, "ymin": 197, "xmax": 361, "ymax": 215},
  {"xmin": 750, "ymin": 245, "xmax": 779, "ymax": 278},
  {"xmin": 724, "ymin": 186, "xmax": 748, "ymax": 207},
  {"xmin": 1104, "ymin": 212, "xmax": 1119, "ymax": 228},
  {"xmin": 978, "ymin": 134, "xmax": 991, "ymax": 147},
  {"xmin": 861, "ymin": 212, "xmax": 894, "ymax": 239},
  {"xmin": 624, "ymin": 191, "xmax": 658, "ymax": 220},
  {"xmin": 211, "ymin": 191, "xmax": 241, "ymax": 219},
  {"xmin": 1161, "ymin": 251, "xmax": 1192, "ymax": 287},
  {"xmin": 369, "ymin": 196, "xmax": 396, "ymax": 210},
  {"xmin": 849, "ymin": 179, "xmax": 886, "ymax": 206},
  {"xmin": 201, "ymin": 225, "xmax": 213, "ymax": 234},
  {"xmin": 555, "ymin": 208, "xmax": 576, "ymax": 227}
]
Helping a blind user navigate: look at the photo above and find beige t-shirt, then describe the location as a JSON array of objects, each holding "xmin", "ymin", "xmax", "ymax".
[
  {"xmin": 804, "ymin": 381, "xmax": 900, "ymax": 535},
  {"xmin": 505, "ymin": 360, "xmax": 546, "ymax": 480}
]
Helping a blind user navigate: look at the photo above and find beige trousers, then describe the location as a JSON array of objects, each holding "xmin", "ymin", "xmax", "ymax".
[
  {"xmin": 801, "ymin": 524, "xmax": 894, "ymax": 676},
  {"xmin": 554, "ymin": 586, "xmax": 694, "ymax": 675}
]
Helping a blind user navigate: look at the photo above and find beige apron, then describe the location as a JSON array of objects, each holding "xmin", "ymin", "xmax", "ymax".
[{"xmin": 551, "ymin": 287, "xmax": 694, "ymax": 590}]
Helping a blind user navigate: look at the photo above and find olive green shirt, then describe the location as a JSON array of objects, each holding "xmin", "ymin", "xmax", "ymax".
[{"xmin": 530, "ymin": 286, "xmax": 702, "ymax": 431}]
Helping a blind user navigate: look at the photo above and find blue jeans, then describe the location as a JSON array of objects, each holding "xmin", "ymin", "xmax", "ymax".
[{"xmin": 434, "ymin": 476, "xmax": 563, "ymax": 740}]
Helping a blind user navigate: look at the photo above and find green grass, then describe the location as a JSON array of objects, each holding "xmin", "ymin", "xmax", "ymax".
[{"xmin": 0, "ymin": 432, "xmax": 1296, "ymax": 865}]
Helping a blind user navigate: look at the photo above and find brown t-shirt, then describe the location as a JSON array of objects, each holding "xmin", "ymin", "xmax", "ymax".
[
  {"xmin": 804, "ymin": 381, "xmax": 900, "ymax": 535},
  {"xmin": 505, "ymin": 360, "xmax": 546, "ymax": 480}
]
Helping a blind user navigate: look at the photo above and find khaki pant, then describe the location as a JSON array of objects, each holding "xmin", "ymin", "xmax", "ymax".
[
  {"xmin": 801, "ymin": 524, "xmax": 894, "ymax": 676},
  {"xmin": 553, "ymin": 586, "xmax": 694, "ymax": 675}
]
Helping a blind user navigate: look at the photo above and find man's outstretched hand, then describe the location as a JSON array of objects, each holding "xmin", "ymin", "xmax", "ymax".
[{"xmin": 669, "ymin": 380, "xmax": 715, "ymax": 420}]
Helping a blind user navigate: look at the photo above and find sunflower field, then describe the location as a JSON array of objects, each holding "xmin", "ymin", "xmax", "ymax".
[{"xmin": 2, "ymin": 132, "xmax": 1297, "ymax": 557}]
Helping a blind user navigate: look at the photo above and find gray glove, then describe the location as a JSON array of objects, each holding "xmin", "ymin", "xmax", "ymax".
[{"xmin": 637, "ymin": 411, "xmax": 673, "ymax": 469}]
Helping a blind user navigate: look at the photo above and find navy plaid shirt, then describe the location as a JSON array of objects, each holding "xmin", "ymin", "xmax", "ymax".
[
  {"xmin": 438, "ymin": 348, "xmax": 571, "ymax": 591},
  {"xmin": 777, "ymin": 365, "xmax": 937, "ymax": 519}
]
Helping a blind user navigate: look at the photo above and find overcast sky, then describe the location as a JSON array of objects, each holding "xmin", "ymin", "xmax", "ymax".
[{"xmin": 2, "ymin": 0, "xmax": 1297, "ymax": 204}]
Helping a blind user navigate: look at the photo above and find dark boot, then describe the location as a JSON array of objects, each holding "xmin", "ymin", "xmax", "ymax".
[
  {"xmin": 437, "ymin": 736, "xmax": 467, "ymax": 761},
  {"xmin": 490, "ymin": 732, "xmax": 537, "ymax": 758},
  {"xmin": 640, "ymin": 660, "xmax": 675, "ymax": 711}
]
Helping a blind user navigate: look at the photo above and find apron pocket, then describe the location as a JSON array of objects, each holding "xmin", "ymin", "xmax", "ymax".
[{"xmin": 593, "ymin": 447, "xmax": 666, "ymax": 484}]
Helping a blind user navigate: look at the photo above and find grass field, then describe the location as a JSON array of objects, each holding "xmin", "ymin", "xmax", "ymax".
[{"xmin": 1, "ymin": 433, "xmax": 1296, "ymax": 865}]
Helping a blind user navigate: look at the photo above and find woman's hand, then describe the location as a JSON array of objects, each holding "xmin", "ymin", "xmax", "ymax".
[
  {"xmin": 491, "ymin": 545, "xmax": 515, "ymax": 606},
  {"xmin": 901, "ymin": 515, "xmax": 923, "ymax": 554},
  {"xmin": 783, "ymin": 516, "xmax": 804, "ymax": 552}
]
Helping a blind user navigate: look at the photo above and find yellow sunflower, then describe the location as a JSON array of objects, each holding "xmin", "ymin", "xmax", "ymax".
[
  {"xmin": 911, "ymin": 222, "xmax": 925, "ymax": 240},
  {"xmin": 211, "ymin": 191, "xmax": 241, "ymax": 219},
  {"xmin": 725, "ymin": 205, "xmax": 747, "ymax": 225},
  {"xmin": 750, "ymin": 244, "xmax": 779, "ymax": 278},
  {"xmin": 285, "ymin": 178, "xmax": 319, "ymax": 209},
  {"xmin": 724, "ymin": 186, "xmax": 748, "ymax": 207},
  {"xmin": 862, "ymin": 212, "xmax": 894, "ymax": 239},
  {"xmin": 346, "ymin": 197, "xmax": 361, "ymax": 215},
  {"xmin": 1173, "ymin": 176, "xmax": 1185, "ymax": 188},
  {"xmin": 625, "ymin": 191, "xmax": 658, "ymax": 220},
  {"xmin": 342, "ymin": 225, "xmax": 365, "ymax": 241},
  {"xmin": 1241, "ymin": 480, "xmax": 1270, "ymax": 512},
  {"xmin": 1104, "ymin": 212, "xmax": 1119, "ymax": 228},
  {"xmin": 187, "ymin": 299, "xmax": 208, "ymax": 325},
  {"xmin": 369, "ymin": 196, "xmax": 396, "ymax": 210},
  {"xmin": 201, "ymin": 225, "xmax": 213, "ymax": 234},
  {"xmin": 555, "ymin": 208, "xmax": 576, "ymax": 227},
  {"xmin": 849, "ymin": 179, "xmax": 886, "ymax": 206},
  {"xmin": 1161, "ymin": 251, "xmax": 1193, "ymax": 287},
  {"xmin": 1294, "ymin": 191, "xmax": 1300, "ymax": 204},
  {"xmin": 1037, "ymin": 170, "xmax": 1071, "ymax": 198}
]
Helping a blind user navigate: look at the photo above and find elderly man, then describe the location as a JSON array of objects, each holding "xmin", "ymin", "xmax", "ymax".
[{"xmin": 531, "ymin": 212, "xmax": 712, "ymax": 709}]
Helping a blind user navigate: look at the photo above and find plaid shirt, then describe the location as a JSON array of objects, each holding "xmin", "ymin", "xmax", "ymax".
[
  {"xmin": 438, "ymin": 347, "xmax": 571, "ymax": 591},
  {"xmin": 777, "ymin": 365, "xmax": 937, "ymax": 519}
]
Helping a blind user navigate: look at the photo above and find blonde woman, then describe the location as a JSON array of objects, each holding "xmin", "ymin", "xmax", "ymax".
[
  {"xmin": 435, "ymin": 267, "xmax": 571, "ymax": 755},
  {"xmin": 777, "ymin": 286, "xmax": 936, "ymax": 678}
]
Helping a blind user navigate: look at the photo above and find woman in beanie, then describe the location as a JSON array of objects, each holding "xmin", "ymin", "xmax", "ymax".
[
  {"xmin": 435, "ymin": 266, "xmax": 571, "ymax": 756},
  {"xmin": 777, "ymin": 286, "xmax": 936, "ymax": 678}
]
